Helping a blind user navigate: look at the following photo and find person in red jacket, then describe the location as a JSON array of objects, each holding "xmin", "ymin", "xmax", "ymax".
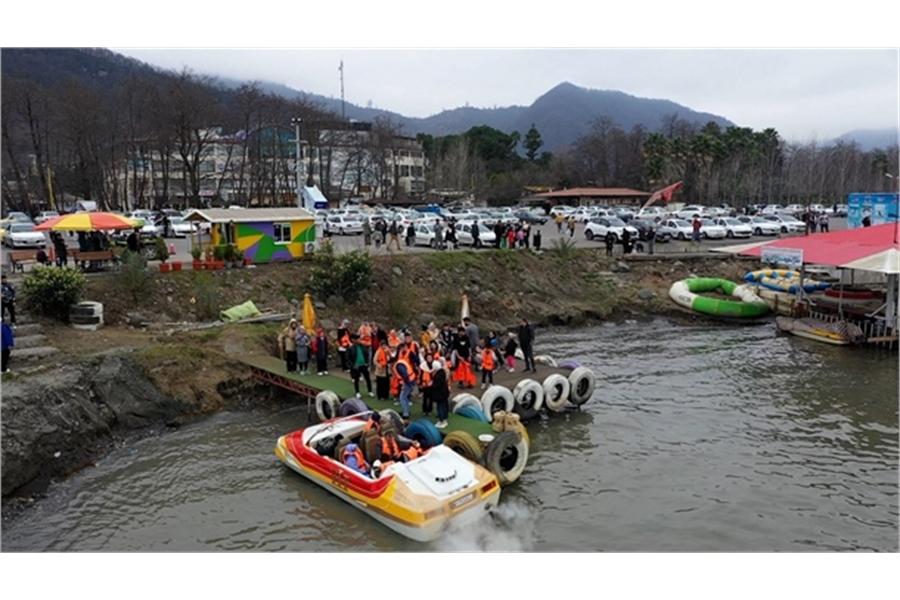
[{"xmin": 310, "ymin": 328, "xmax": 330, "ymax": 375}]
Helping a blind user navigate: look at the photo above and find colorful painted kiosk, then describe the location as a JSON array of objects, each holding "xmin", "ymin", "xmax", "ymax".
[{"xmin": 184, "ymin": 207, "xmax": 316, "ymax": 264}]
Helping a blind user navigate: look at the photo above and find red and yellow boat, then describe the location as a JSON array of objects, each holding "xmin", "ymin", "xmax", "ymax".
[{"xmin": 274, "ymin": 412, "xmax": 501, "ymax": 542}]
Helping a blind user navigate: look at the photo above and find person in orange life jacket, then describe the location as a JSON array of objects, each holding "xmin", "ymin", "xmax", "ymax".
[
  {"xmin": 400, "ymin": 439, "xmax": 425, "ymax": 462},
  {"xmin": 362, "ymin": 411, "xmax": 382, "ymax": 434},
  {"xmin": 357, "ymin": 321, "xmax": 373, "ymax": 365},
  {"xmin": 394, "ymin": 345, "xmax": 416, "ymax": 419},
  {"xmin": 480, "ymin": 339, "xmax": 499, "ymax": 389},
  {"xmin": 387, "ymin": 329, "xmax": 401, "ymax": 350},
  {"xmin": 380, "ymin": 429, "xmax": 403, "ymax": 463},
  {"xmin": 310, "ymin": 328, "xmax": 330, "ymax": 375},
  {"xmin": 427, "ymin": 340, "xmax": 442, "ymax": 363},
  {"xmin": 452, "ymin": 325, "xmax": 476, "ymax": 388},
  {"xmin": 336, "ymin": 319, "xmax": 352, "ymax": 371},
  {"xmin": 431, "ymin": 359, "xmax": 451, "ymax": 428},
  {"xmin": 342, "ymin": 442, "xmax": 369, "ymax": 476},
  {"xmin": 503, "ymin": 331, "xmax": 518, "ymax": 373},
  {"xmin": 373, "ymin": 339, "xmax": 392, "ymax": 401},
  {"xmin": 419, "ymin": 351, "xmax": 436, "ymax": 416},
  {"xmin": 349, "ymin": 333, "xmax": 374, "ymax": 398}
]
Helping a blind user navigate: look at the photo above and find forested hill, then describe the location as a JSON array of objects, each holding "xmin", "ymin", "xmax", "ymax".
[{"xmin": 3, "ymin": 48, "xmax": 733, "ymax": 150}]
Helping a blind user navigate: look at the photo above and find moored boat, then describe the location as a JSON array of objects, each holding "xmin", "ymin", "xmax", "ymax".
[
  {"xmin": 669, "ymin": 277, "xmax": 770, "ymax": 318},
  {"xmin": 274, "ymin": 411, "xmax": 501, "ymax": 542},
  {"xmin": 775, "ymin": 316, "xmax": 866, "ymax": 345}
]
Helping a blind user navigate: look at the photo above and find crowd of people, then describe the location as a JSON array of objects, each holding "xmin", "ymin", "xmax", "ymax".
[
  {"xmin": 277, "ymin": 314, "xmax": 537, "ymax": 429},
  {"xmin": 361, "ymin": 216, "xmax": 544, "ymax": 251}
]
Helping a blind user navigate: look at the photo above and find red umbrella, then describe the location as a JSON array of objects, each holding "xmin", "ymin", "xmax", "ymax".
[{"xmin": 34, "ymin": 211, "xmax": 141, "ymax": 231}]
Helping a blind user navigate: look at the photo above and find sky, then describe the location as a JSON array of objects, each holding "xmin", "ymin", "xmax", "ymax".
[{"xmin": 109, "ymin": 48, "xmax": 899, "ymax": 142}]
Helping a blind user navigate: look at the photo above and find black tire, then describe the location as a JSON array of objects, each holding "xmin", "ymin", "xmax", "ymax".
[
  {"xmin": 726, "ymin": 230, "xmax": 734, "ymax": 238},
  {"xmin": 754, "ymin": 228, "xmax": 762, "ymax": 236},
  {"xmin": 379, "ymin": 409, "xmax": 407, "ymax": 436},
  {"xmin": 339, "ymin": 228, "xmax": 345, "ymax": 235},
  {"xmin": 701, "ymin": 232, "xmax": 708, "ymax": 239},
  {"xmin": 781, "ymin": 226, "xmax": 787, "ymax": 233},
  {"xmin": 339, "ymin": 397, "xmax": 369, "ymax": 416},
  {"xmin": 429, "ymin": 239, "xmax": 436, "ymax": 249},
  {"xmin": 484, "ymin": 430, "xmax": 529, "ymax": 486},
  {"xmin": 568, "ymin": 367, "xmax": 596, "ymax": 406},
  {"xmin": 678, "ymin": 232, "xmax": 686, "ymax": 240},
  {"xmin": 585, "ymin": 230, "xmax": 594, "ymax": 241},
  {"xmin": 315, "ymin": 390, "xmax": 341, "ymax": 422},
  {"xmin": 443, "ymin": 431, "xmax": 484, "ymax": 464}
]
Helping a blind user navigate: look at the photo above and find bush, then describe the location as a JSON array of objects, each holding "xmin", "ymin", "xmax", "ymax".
[
  {"xmin": 190, "ymin": 272, "xmax": 220, "ymax": 320},
  {"xmin": 154, "ymin": 237, "xmax": 169, "ymax": 262},
  {"xmin": 309, "ymin": 245, "xmax": 373, "ymax": 302},
  {"xmin": 118, "ymin": 250, "xmax": 154, "ymax": 303},
  {"xmin": 21, "ymin": 266, "xmax": 87, "ymax": 321},
  {"xmin": 434, "ymin": 293, "xmax": 458, "ymax": 317}
]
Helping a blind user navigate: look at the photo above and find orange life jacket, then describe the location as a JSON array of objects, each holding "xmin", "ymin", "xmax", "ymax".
[
  {"xmin": 359, "ymin": 325, "xmax": 373, "ymax": 346},
  {"xmin": 393, "ymin": 355, "xmax": 415, "ymax": 385},
  {"xmin": 388, "ymin": 332, "xmax": 400, "ymax": 348},
  {"xmin": 401, "ymin": 444, "xmax": 422, "ymax": 462},
  {"xmin": 482, "ymin": 349, "xmax": 495, "ymax": 371},
  {"xmin": 341, "ymin": 446, "xmax": 368, "ymax": 472},
  {"xmin": 338, "ymin": 331, "xmax": 351, "ymax": 349},
  {"xmin": 420, "ymin": 368, "xmax": 433, "ymax": 388},
  {"xmin": 362, "ymin": 418, "xmax": 380, "ymax": 434},
  {"xmin": 374, "ymin": 347, "xmax": 389, "ymax": 367},
  {"xmin": 381, "ymin": 435, "xmax": 401, "ymax": 460}
]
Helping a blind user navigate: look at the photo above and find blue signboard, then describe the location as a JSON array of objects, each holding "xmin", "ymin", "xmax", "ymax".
[{"xmin": 847, "ymin": 193, "xmax": 899, "ymax": 228}]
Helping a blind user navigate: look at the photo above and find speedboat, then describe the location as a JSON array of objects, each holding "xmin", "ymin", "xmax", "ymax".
[{"xmin": 274, "ymin": 412, "xmax": 501, "ymax": 542}]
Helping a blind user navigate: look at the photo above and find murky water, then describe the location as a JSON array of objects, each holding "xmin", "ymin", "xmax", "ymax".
[{"xmin": 3, "ymin": 321, "xmax": 897, "ymax": 551}]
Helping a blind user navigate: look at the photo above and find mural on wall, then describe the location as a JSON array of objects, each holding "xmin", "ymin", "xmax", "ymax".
[{"xmin": 236, "ymin": 221, "xmax": 316, "ymax": 262}]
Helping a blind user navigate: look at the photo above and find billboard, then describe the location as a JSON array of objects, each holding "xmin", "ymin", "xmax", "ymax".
[{"xmin": 847, "ymin": 193, "xmax": 899, "ymax": 228}]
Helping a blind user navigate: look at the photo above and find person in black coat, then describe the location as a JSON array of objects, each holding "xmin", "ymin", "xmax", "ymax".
[
  {"xmin": 517, "ymin": 317, "xmax": 536, "ymax": 373},
  {"xmin": 431, "ymin": 361, "xmax": 451, "ymax": 428}
]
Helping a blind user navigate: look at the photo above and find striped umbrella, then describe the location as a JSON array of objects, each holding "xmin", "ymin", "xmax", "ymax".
[{"xmin": 34, "ymin": 211, "xmax": 141, "ymax": 231}]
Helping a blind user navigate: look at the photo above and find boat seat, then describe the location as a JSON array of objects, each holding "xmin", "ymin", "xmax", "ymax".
[
  {"xmin": 362, "ymin": 432, "xmax": 383, "ymax": 465},
  {"xmin": 334, "ymin": 438, "xmax": 351, "ymax": 462}
]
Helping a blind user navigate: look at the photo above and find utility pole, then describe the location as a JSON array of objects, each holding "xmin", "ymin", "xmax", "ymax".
[
  {"xmin": 339, "ymin": 60, "xmax": 345, "ymax": 121},
  {"xmin": 291, "ymin": 117, "xmax": 303, "ymax": 210}
]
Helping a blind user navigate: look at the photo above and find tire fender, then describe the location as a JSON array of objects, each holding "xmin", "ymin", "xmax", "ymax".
[
  {"xmin": 480, "ymin": 385, "xmax": 515, "ymax": 421},
  {"xmin": 456, "ymin": 405, "xmax": 490, "ymax": 423},
  {"xmin": 484, "ymin": 430, "xmax": 529, "ymax": 486},
  {"xmin": 442, "ymin": 430, "xmax": 485, "ymax": 464},
  {"xmin": 379, "ymin": 409, "xmax": 407, "ymax": 436},
  {"xmin": 451, "ymin": 393, "xmax": 482, "ymax": 413},
  {"xmin": 315, "ymin": 390, "xmax": 341, "ymax": 422},
  {"xmin": 542, "ymin": 374, "xmax": 570, "ymax": 412},
  {"xmin": 339, "ymin": 397, "xmax": 369, "ymax": 416},
  {"xmin": 405, "ymin": 418, "xmax": 443, "ymax": 449},
  {"xmin": 556, "ymin": 359, "xmax": 582, "ymax": 371},
  {"xmin": 513, "ymin": 379, "xmax": 544, "ymax": 413},
  {"xmin": 534, "ymin": 355, "xmax": 558, "ymax": 368},
  {"xmin": 567, "ymin": 366, "xmax": 595, "ymax": 406}
]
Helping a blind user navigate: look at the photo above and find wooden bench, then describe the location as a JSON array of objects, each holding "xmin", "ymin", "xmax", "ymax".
[
  {"xmin": 6, "ymin": 250, "xmax": 41, "ymax": 273},
  {"xmin": 71, "ymin": 249, "xmax": 117, "ymax": 271}
]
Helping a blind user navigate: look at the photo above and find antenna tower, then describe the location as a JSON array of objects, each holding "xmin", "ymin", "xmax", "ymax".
[{"xmin": 339, "ymin": 60, "xmax": 345, "ymax": 120}]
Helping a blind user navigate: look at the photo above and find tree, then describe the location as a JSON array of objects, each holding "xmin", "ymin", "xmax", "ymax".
[{"xmin": 523, "ymin": 123, "xmax": 544, "ymax": 162}]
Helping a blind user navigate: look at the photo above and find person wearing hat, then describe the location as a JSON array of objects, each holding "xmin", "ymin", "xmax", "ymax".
[
  {"xmin": 278, "ymin": 318, "xmax": 300, "ymax": 372},
  {"xmin": 1, "ymin": 274, "xmax": 16, "ymax": 329}
]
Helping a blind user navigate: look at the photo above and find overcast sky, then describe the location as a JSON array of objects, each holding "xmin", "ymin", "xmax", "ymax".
[{"xmin": 110, "ymin": 48, "xmax": 898, "ymax": 142}]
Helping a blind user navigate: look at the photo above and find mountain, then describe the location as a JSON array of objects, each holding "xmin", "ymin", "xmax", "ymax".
[
  {"xmin": 832, "ymin": 128, "xmax": 899, "ymax": 151},
  {"xmin": 3, "ymin": 48, "xmax": 734, "ymax": 151}
]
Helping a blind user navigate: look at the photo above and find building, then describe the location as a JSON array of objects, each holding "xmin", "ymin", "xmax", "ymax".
[{"xmin": 533, "ymin": 187, "xmax": 652, "ymax": 208}]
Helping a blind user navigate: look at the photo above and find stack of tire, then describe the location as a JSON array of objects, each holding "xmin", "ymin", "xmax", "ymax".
[{"xmin": 68, "ymin": 301, "xmax": 104, "ymax": 331}]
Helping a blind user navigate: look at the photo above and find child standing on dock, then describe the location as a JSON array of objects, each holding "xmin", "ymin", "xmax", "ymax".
[
  {"xmin": 480, "ymin": 340, "xmax": 497, "ymax": 389},
  {"xmin": 295, "ymin": 325, "xmax": 312, "ymax": 375},
  {"xmin": 311, "ymin": 328, "xmax": 330, "ymax": 375},
  {"xmin": 504, "ymin": 331, "xmax": 518, "ymax": 373}
]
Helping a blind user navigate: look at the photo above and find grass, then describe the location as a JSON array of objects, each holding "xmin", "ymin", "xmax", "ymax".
[{"xmin": 422, "ymin": 250, "xmax": 485, "ymax": 271}]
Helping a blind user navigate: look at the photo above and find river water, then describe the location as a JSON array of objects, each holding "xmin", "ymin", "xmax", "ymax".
[{"xmin": 2, "ymin": 320, "xmax": 897, "ymax": 552}]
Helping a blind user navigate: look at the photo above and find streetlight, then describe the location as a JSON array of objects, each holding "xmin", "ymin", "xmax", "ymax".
[{"xmin": 291, "ymin": 117, "xmax": 303, "ymax": 210}]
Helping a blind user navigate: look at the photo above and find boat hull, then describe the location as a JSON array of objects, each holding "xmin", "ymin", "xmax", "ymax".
[{"xmin": 275, "ymin": 431, "xmax": 500, "ymax": 543}]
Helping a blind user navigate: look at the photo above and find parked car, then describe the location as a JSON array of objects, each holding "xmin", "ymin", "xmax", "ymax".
[
  {"xmin": 636, "ymin": 206, "xmax": 666, "ymax": 220},
  {"xmin": 123, "ymin": 211, "xmax": 161, "ymax": 238},
  {"xmin": 584, "ymin": 217, "xmax": 639, "ymax": 242},
  {"xmin": 763, "ymin": 214, "xmax": 805, "ymax": 233},
  {"xmin": 630, "ymin": 219, "xmax": 671, "ymax": 242},
  {"xmin": 3, "ymin": 222, "xmax": 46, "ymax": 248},
  {"xmin": 413, "ymin": 223, "xmax": 438, "ymax": 248},
  {"xmin": 5, "ymin": 211, "xmax": 34, "ymax": 224},
  {"xmin": 168, "ymin": 216, "xmax": 197, "ymax": 237},
  {"xmin": 833, "ymin": 204, "xmax": 849, "ymax": 217},
  {"xmin": 698, "ymin": 219, "xmax": 726, "ymax": 239},
  {"xmin": 658, "ymin": 218, "xmax": 695, "ymax": 241},
  {"xmin": 712, "ymin": 217, "xmax": 753, "ymax": 239},
  {"xmin": 513, "ymin": 210, "xmax": 547, "ymax": 225},
  {"xmin": 673, "ymin": 205, "xmax": 706, "ymax": 219},
  {"xmin": 612, "ymin": 207, "xmax": 636, "ymax": 222},
  {"xmin": 571, "ymin": 207, "xmax": 599, "ymax": 223},
  {"xmin": 456, "ymin": 222, "xmax": 496, "ymax": 248},
  {"xmin": 325, "ymin": 215, "xmax": 364, "ymax": 235},
  {"xmin": 761, "ymin": 204, "xmax": 783, "ymax": 215},
  {"xmin": 34, "ymin": 210, "xmax": 60, "ymax": 225},
  {"xmin": 549, "ymin": 205, "xmax": 576, "ymax": 217},
  {"xmin": 781, "ymin": 204, "xmax": 805, "ymax": 216},
  {"xmin": 737, "ymin": 216, "xmax": 781, "ymax": 236}
]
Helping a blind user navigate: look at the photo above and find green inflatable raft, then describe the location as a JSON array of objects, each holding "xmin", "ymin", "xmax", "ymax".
[{"xmin": 668, "ymin": 277, "xmax": 770, "ymax": 318}]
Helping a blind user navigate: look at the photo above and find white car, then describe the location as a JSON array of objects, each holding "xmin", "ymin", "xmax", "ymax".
[
  {"xmin": 168, "ymin": 216, "xmax": 196, "ymax": 237},
  {"xmin": 325, "ymin": 215, "xmax": 364, "ymax": 235},
  {"xmin": 738, "ymin": 216, "xmax": 781, "ymax": 236},
  {"xmin": 712, "ymin": 217, "xmax": 753, "ymax": 239},
  {"xmin": 781, "ymin": 204, "xmax": 805, "ymax": 216},
  {"xmin": 4, "ymin": 222, "xmax": 46, "ymax": 248},
  {"xmin": 674, "ymin": 205, "xmax": 707, "ymax": 219},
  {"xmin": 636, "ymin": 207, "xmax": 666, "ymax": 220},
  {"xmin": 764, "ymin": 214, "xmax": 804, "ymax": 233},
  {"xmin": 413, "ymin": 223, "xmax": 438, "ymax": 248},
  {"xmin": 456, "ymin": 222, "xmax": 496, "ymax": 248},
  {"xmin": 761, "ymin": 204, "xmax": 783, "ymax": 216},
  {"xmin": 658, "ymin": 218, "xmax": 695, "ymax": 241},
  {"xmin": 583, "ymin": 217, "xmax": 638, "ymax": 242},
  {"xmin": 833, "ymin": 204, "xmax": 848, "ymax": 217},
  {"xmin": 123, "ymin": 211, "xmax": 161, "ymax": 237},
  {"xmin": 698, "ymin": 219, "xmax": 726, "ymax": 239},
  {"xmin": 34, "ymin": 210, "xmax": 60, "ymax": 225},
  {"xmin": 549, "ymin": 205, "xmax": 576, "ymax": 217},
  {"xmin": 5, "ymin": 211, "xmax": 34, "ymax": 224},
  {"xmin": 571, "ymin": 207, "xmax": 599, "ymax": 223}
]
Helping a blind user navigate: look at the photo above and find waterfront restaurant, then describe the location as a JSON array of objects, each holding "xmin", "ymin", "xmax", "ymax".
[{"xmin": 534, "ymin": 187, "xmax": 652, "ymax": 208}]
